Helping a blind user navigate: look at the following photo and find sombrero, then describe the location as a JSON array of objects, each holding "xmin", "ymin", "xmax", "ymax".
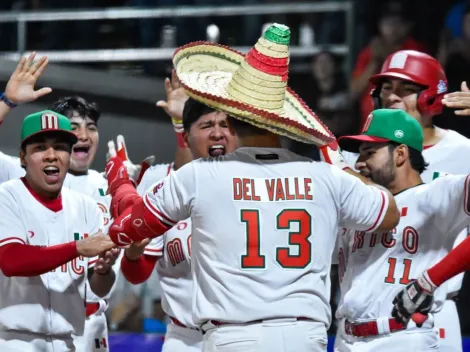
[{"xmin": 173, "ymin": 23, "xmax": 334, "ymax": 146}]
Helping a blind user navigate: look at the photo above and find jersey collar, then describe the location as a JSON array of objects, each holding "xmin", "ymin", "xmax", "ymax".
[{"xmin": 21, "ymin": 177, "xmax": 63, "ymax": 212}]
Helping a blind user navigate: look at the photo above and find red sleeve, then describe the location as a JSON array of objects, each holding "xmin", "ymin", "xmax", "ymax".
[
  {"xmin": 120, "ymin": 253, "xmax": 158, "ymax": 284},
  {"xmin": 352, "ymin": 47, "xmax": 372, "ymax": 78},
  {"xmin": 109, "ymin": 179, "xmax": 141, "ymax": 219},
  {"xmin": 0, "ymin": 242, "xmax": 79, "ymax": 277},
  {"xmin": 427, "ymin": 236, "xmax": 470, "ymax": 287}
]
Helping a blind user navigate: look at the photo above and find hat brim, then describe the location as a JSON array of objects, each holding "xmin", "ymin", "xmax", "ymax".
[
  {"xmin": 338, "ymin": 135, "xmax": 390, "ymax": 153},
  {"xmin": 370, "ymin": 72, "xmax": 422, "ymax": 86},
  {"xmin": 21, "ymin": 129, "xmax": 78, "ymax": 147},
  {"xmin": 173, "ymin": 41, "xmax": 335, "ymax": 146}
]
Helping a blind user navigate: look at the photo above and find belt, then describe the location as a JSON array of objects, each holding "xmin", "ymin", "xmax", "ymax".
[
  {"xmin": 170, "ymin": 316, "xmax": 199, "ymax": 331},
  {"xmin": 344, "ymin": 318, "xmax": 405, "ymax": 338},
  {"xmin": 200, "ymin": 317, "xmax": 313, "ymax": 334},
  {"xmin": 86, "ymin": 303, "xmax": 100, "ymax": 317}
]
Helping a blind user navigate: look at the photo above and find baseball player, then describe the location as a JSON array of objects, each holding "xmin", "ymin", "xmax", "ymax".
[
  {"xmin": 106, "ymin": 24, "xmax": 400, "ymax": 352},
  {"xmin": 342, "ymin": 50, "xmax": 470, "ymax": 351},
  {"xmin": 108, "ymin": 91, "xmax": 239, "ymax": 351},
  {"xmin": 0, "ymin": 109, "xmax": 118, "ymax": 351},
  {"xmin": 329, "ymin": 108, "xmax": 470, "ymax": 351},
  {"xmin": 0, "ymin": 54, "xmax": 132, "ymax": 351}
]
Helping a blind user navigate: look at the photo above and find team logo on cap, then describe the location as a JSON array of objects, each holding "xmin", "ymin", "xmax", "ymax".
[
  {"xmin": 41, "ymin": 113, "xmax": 59, "ymax": 130},
  {"xmin": 394, "ymin": 130, "xmax": 404, "ymax": 138},
  {"xmin": 361, "ymin": 113, "xmax": 374, "ymax": 133},
  {"xmin": 437, "ymin": 80, "xmax": 447, "ymax": 94}
]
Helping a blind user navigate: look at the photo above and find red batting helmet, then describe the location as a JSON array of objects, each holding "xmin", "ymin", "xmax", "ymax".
[{"xmin": 369, "ymin": 50, "xmax": 448, "ymax": 117}]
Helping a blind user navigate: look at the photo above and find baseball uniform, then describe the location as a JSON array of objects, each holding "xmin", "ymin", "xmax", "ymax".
[
  {"xmin": 137, "ymin": 163, "xmax": 174, "ymax": 195},
  {"xmin": 64, "ymin": 170, "xmax": 116, "ymax": 352},
  {"xmin": 335, "ymin": 174, "xmax": 470, "ymax": 351},
  {"xmin": 144, "ymin": 219, "xmax": 203, "ymax": 352},
  {"xmin": 141, "ymin": 147, "xmax": 388, "ymax": 352},
  {"xmin": 0, "ymin": 178, "xmax": 103, "ymax": 351},
  {"xmin": 0, "ymin": 152, "xmax": 24, "ymax": 183}
]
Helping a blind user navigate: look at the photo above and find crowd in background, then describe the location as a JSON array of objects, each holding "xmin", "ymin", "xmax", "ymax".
[{"xmin": 1, "ymin": 0, "xmax": 470, "ymax": 337}]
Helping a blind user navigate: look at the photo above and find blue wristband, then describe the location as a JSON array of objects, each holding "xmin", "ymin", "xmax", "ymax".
[{"xmin": 0, "ymin": 93, "xmax": 17, "ymax": 108}]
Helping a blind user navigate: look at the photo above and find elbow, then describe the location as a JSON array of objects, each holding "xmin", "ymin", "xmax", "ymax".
[{"xmin": 378, "ymin": 196, "xmax": 400, "ymax": 232}]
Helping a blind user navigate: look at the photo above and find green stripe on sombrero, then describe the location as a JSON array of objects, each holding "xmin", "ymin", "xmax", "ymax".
[
  {"xmin": 174, "ymin": 50, "xmax": 242, "ymax": 68},
  {"xmin": 263, "ymin": 23, "xmax": 291, "ymax": 45}
]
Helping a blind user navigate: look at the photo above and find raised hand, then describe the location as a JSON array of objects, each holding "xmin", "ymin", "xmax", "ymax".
[
  {"xmin": 76, "ymin": 231, "xmax": 116, "ymax": 258},
  {"xmin": 107, "ymin": 135, "xmax": 154, "ymax": 185},
  {"xmin": 4, "ymin": 52, "xmax": 52, "ymax": 105},
  {"xmin": 156, "ymin": 69, "xmax": 189, "ymax": 122},
  {"xmin": 391, "ymin": 271, "xmax": 436, "ymax": 327},
  {"xmin": 94, "ymin": 248, "xmax": 121, "ymax": 275},
  {"xmin": 442, "ymin": 81, "xmax": 470, "ymax": 116},
  {"xmin": 125, "ymin": 238, "xmax": 152, "ymax": 260},
  {"xmin": 319, "ymin": 140, "xmax": 350, "ymax": 170}
]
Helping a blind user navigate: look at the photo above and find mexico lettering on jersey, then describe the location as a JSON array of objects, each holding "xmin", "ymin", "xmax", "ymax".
[
  {"xmin": 337, "ymin": 174, "xmax": 470, "ymax": 322},
  {"xmin": 0, "ymin": 179, "xmax": 103, "ymax": 336},
  {"xmin": 143, "ymin": 147, "xmax": 388, "ymax": 327},
  {"xmin": 144, "ymin": 219, "xmax": 195, "ymax": 327}
]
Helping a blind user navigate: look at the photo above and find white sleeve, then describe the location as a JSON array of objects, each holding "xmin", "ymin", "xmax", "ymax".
[
  {"xmin": 0, "ymin": 187, "xmax": 27, "ymax": 246},
  {"xmin": 332, "ymin": 167, "xmax": 389, "ymax": 232},
  {"xmin": 0, "ymin": 153, "xmax": 24, "ymax": 184},
  {"xmin": 429, "ymin": 174, "xmax": 470, "ymax": 236},
  {"xmin": 86, "ymin": 200, "xmax": 105, "ymax": 269},
  {"xmin": 143, "ymin": 163, "xmax": 196, "ymax": 228},
  {"xmin": 143, "ymin": 235, "xmax": 164, "ymax": 257},
  {"xmin": 137, "ymin": 163, "xmax": 172, "ymax": 196}
]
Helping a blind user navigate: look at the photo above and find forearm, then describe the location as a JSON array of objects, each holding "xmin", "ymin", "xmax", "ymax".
[
  {"xmin": 0, "ymin": 101, "xmax": 12, "ymax": 125},
  {"xmin": 109, "ymin": 179, "xmax": 141, "ymax": 218},
  {"xmin": 89, "ymin": 268, "xmax": 116, "ymax": 298},
  {"xmin": 121, "ymin": 253, "xmax": 158, "ymax": 284},
  {"xmin": 0, "ymin": 242, "xmax": 78, "ymax": 277},
  {"xmin": 350, "ymin": 61, "xmax": 380, "ymax": 99},
  {"xmin": 427, "ymin": 235, "xmax": 470, "ymax": 287}
]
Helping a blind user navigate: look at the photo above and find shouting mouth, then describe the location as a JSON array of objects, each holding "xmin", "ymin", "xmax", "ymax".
[
  {"xmin": 43, "ymin": 165, "xmax": 60, "ymax": 183},
  {"xmin": 208, "ymin": 144, "xmax": 226, "ymax": 157},
  {"xmin": 73, "ymin": 145, "xmax": 90, "ymax": 160}
]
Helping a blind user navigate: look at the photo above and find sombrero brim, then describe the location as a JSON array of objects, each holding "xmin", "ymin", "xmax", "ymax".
[{"xmin": 173, "ymin": 41, "xmax": 335, "ymax": 146}]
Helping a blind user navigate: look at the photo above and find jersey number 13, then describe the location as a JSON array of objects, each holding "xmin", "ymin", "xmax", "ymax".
[{"xmin": 240, "ymin": 209, "xmax": 312, "ymax": 269}]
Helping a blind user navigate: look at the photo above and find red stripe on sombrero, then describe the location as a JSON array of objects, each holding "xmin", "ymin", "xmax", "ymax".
[
  {"xmin": 245, "ymin": 50, "xmax": 288, "ymax": 81},
  {"xmin": 250, "ymin": 47, "xmax": 289, "ymax": 67}
]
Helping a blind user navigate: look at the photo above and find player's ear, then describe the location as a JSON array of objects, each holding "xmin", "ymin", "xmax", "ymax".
[
  {"xmin": 19, "ymin": 149, "xmax": 26, "ymax": 170},
  {"xmin": 395, "ymin": 144, "xmax": 408, "ymax": 168},
  {"xmin": 182, "ymin": 131, "xmax": 190, "ymax": 148}
]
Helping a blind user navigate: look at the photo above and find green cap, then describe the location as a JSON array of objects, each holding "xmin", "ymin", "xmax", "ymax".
[
  {"xmin": 338, "ymin": 109, "xmax": 424, "ymax": 152},
  {"xmin": 20, "ymin": 110, "xmax": 78, "ymax": 146}
]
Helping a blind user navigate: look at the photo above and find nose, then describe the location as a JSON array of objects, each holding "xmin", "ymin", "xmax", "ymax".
[
  {"xmin": 74, "ymin": 126, "xmax": 90, "ymax": 142},
  {"xmin": 210, "ymin": 125, "xmax": 224, "ymax": 140},
  {"xmin": 354, "ymin": 158, "xmax": 367, "ymax": 172},
  {"xmin": 43, "ymin": 146, "xmax": 59, "ymax": 163},
  {"xmin": 384, "ymin": 91, "xmax": 401, "ymax": 108}
]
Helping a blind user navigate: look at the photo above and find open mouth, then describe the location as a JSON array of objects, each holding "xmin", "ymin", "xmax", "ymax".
[
  {"xmin": 43, "ymin": 166, "xmax": 60, "ymax": 182},
  {"xmin": 73, "ymin": 145, "xmax": 90, "ymax": 160},
  {"xmin": 208, "ymin": 144, "xmax": 226, "ymax": 157}
]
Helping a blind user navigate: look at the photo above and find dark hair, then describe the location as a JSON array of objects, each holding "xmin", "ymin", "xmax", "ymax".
[
  {"xmin": 228, "ymin": 116, "xmax": 268, "ymax": 137},
  {"xmin": 388, "ymin": 141, "xmax": 428, "ymax": 174},
  {"xmin": 49, "ymin": 96, "xmax": 101, "ymax": 123},
  {"xmin": 182, "ymin": 98, "xmax": 216, "ymax": 132}
]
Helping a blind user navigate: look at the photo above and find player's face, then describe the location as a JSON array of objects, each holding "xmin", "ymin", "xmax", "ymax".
[
  {"xmin": 21, "ymin": 137, "xmax": 71, "ymax": 198},
  {"xmin": 69, "ymin": 112, "xmax": 99, "ymax": 174},
  {"xmin": 356, "ymin": 142, "xmax": 396, "ymax": 187},
  {"xmin": 380, "ymin": 79, "xmax": 422, "ymax": 120},
  {"xmin": 184, "ymin": 111, "xmax": 237, "ymax": 159}
]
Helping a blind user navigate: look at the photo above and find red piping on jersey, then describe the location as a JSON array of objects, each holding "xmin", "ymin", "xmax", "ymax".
[
  {"xmin": 364, "ymin": 191, "xmax": 386, "ymax": 232},
  {"xmin": 0, "ymin": 241, "xmax": 78, "ymax": 277},
  {"xmin": 120, "ymin": 253, "xmax": 158, "ymax": 284},
  {"xmin": 423, "ymin": 144, "xmax": 434, "ymax": 150},
  {"xmin": 21, "ymin": 177, "xmax": 63, "ymax": 212}
]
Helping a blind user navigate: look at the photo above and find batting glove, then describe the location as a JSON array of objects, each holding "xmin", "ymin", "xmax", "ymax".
[
  {"xmin": 391, "ymin": 271, "xmax": 436, "ymax": 327},
  {"xmin": 107, "ymin": 135, "xmax": 155, "ymax": 185},
  {"xmin": 319, "ymin": 140, "xmax": 350, "ymax": 171}
]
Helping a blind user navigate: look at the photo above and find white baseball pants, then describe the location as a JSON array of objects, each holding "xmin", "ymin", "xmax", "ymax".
[
  {"xmin": 202, "ymin": 318, "xmax": 327, "ymax": 352},
  {"xmin": 334, "ymin": 317, "xmax": 439, "ymax": 352},
  {"xmin": 0, "ymin": 330, "xmax": 75, "ymax": 351},
  {"xmin": 162, "ymin": 323, "xmax": 203, "ymax": 352},
  {"xmin": 434, "ymin": 299, "xmax": 463, "ymax": 352},
  {"xmin": 73, "ymin": 311, "xmax": 109, "ymax": 351}
]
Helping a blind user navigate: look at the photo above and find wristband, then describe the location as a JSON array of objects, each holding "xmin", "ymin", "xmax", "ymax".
[
  {"xmin": 0, "ymin": 93, "xmax": 17, "ymax": 109},
  {"xmin": 176, "ymin": 132, "xmax": 187, "ymax": 148}
]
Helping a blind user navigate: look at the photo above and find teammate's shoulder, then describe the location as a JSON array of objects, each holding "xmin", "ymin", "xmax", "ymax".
[
  {"xmin": 0, "ymin": 178, "xmax": 21, "ymax": 194},
  {"xmin": 62, "ymin": 186, "xmax": 99, "ymax": 207},
  {"xmin": 445, "ymin": 130, "xmax": 470, "ymax": 149},
  {"xmin": 144, "ymin": 163, "xmax": 173, "ymax": 178}
]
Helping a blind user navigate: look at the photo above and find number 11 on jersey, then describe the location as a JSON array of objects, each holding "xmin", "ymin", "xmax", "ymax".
[{"xmin": 240, "ymin": 209, "xmax": 312, "ymax": 269}]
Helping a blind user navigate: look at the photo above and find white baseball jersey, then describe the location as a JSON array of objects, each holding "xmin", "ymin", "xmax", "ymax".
[
  {"xmin": 337, "ymin": 174, "xmax": 470, "ymax": 321},
  {"xmin": 143, "ymin": 147, "xmax": 388, "ymax": 327},
  {"xmin": 144, "ymin": 219, "xmax": 194, "ymax": 327},
  {"xmin": 0, "ymin": 151, "xmax": 25, "ymax": 182},
  {"xmin": 137, "ymin": 163, "xmax": 173, "ymax": 196},
  {"xmin": 0, "ymin": 178, "xmax": 103, "ymax": 336}
]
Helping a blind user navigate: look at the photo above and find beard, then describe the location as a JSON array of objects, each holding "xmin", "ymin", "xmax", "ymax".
[{"xmin": 370, "ymin": 157, "xmax": 396, "ymax": 188}]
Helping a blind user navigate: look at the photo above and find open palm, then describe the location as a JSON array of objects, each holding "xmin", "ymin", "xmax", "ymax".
[
  {"xmin": 4, "ymin": 52, "xmax": 52, "ymax": 105},
  {"xmin": 156, "ymin": 69, "xmax": 188, "ymax": 120}
]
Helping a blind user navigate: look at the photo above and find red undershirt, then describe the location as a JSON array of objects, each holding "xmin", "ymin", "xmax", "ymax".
[
  {"xmin": 121, "ymin": 254, "xmax": 158, "ymax": 284},
  {"xmin": 0, "ymin": 178, "xmax": 79, "ymax": 277}
]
